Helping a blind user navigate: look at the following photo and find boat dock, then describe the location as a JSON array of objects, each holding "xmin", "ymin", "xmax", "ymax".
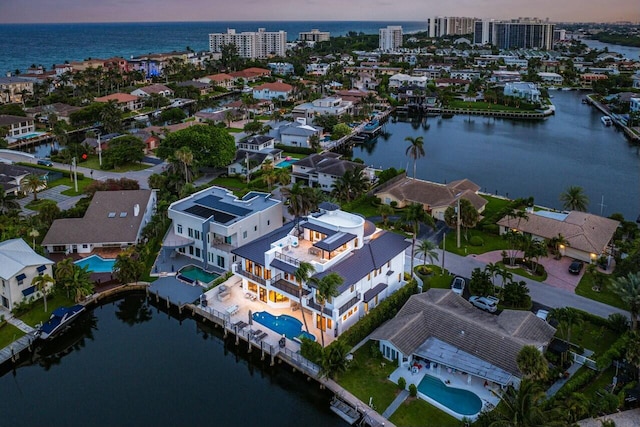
[
  {"xmin": 0, "ymin": 333, "xmax": 37, "ymax": 366},
  {"xmin": 585, "ymin": 95, "xmax": 640, "ymax": 143},
  {"xmin": 323, "ymin": 108, "xmax": 393, "ymax": 151}
]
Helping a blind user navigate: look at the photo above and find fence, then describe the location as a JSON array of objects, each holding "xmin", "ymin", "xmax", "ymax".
[{"xmin": 571, "ymin": 351, "xmax": 599, "ymax": 371}]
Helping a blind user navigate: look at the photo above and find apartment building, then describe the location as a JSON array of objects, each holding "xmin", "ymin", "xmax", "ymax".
[
  {"xmin": 427, "ymin": 17, "xmax": 476, "ymax": 37},
  {"xmin": 379, "ymin": 26, "xmax": 403, "ymax": 52},
  {"xmin": 209, "ymin": 28, "xmax": 287, "ymax": 59},
  {"xmin": 299, "ymin": 29, "xmax": 330, "ymax": 43},
  {"xmin": 474, "ymin": 18, "xmax": 555, "ymax": 50}
]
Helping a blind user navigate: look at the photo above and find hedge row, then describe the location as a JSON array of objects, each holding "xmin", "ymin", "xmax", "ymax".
[
  {"xmin": 554, "ymin": 368, "xmax": 598, "ymax": 400},
  {"xmin": 274, "ymin": 144, "xmax": 316, "ymax": 155},
  {"xmin": 18, "ymin": 162, "xmax": 86, "ymax": 180}
]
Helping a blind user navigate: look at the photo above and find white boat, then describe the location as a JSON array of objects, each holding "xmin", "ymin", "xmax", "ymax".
[
  {"xmin": 36, "ymin": 304, "xmax": 86, "ymax": 340},
  {"xmin": 601, "ymin": 116, "xmax": 613, "ymax": 126},
  {"xmin": 329, "ymin": 396, "xmax": 360, "ymax": 425}
]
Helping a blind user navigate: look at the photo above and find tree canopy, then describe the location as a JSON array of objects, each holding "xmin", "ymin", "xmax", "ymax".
[
  {"xmin": 156, "ymin": 125, "xmax": 236, "ymax": 168},
  {"xmin": 102, "ymin": 135, "xmax": 145, "ymax": 169}
]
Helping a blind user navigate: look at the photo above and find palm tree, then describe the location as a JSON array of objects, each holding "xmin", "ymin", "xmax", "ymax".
[
  {"xmin": 405, "ymin": 136, "xmax": 425, "ymax": 180},
  {"xmin": 21, "ymin": 174, "xmax": 45, "ymax": 201},
  {"xmin": 174, "ymin": 146, "xmax": 194, "ymax": 184},
  {"xmin": 310, "ymin": 272, "xmax": 343, "ymax": 347},
  {"xmin": 293, "ymin": 262, "xmax": 315, "ymax": 334},
  {"xmin": 485, "ymin": 262, "xmax": 501, "ymax": 287},
  {"xmin": 416, "ymin": 240, "xmax": 439, "ymax": 266},
  {"xmin": 274, "ymin": 167, "xmax": 291, "ymax": 187},
  {"xmin": 68, "ymin": 264, "xmax": 94, "ymax": 302},
  {"xmin": 320, "ymin": 340, "xmax": 351, "ymax": 380},
  {"xmin": 0, "ymin": 188, "xmax": 19, "ymax": 213},
  {"xmin": 261, "ymin": 159, "xmax": 277, "ymax": 191},
  {"xmin": 610, "ymin": 272, "xmax": 640, "ymax": 330},
  {"xmin": 489, "ymin": 380, "xmax": 563, "ymax": 427},
  {"xmin": 550, "ymin": 307, "xmax": 583, "ymax": 344},
  {"xmin": 516, "ymin": 345, "xmax": 548, "ymax": 381},
  {"xmin": 400, "ymin": 203, "xmax": 436, "ymax": 274},
  {"xmin": 378, "ymin": 204, "xmax": 394, "ymax": 227},
  {"xmin": 114, "ymin": 249, "xmax": 145, "ymax": 285},
  {"xmin": 31, "ymin": 273, "xmax": 54, "ymax": 312},
  {"xmin": 281, "ymin": 183, "xmax": 318, "ymax": 231},
  {"xmin": 560, "ymin": 186, "xmax": 589, "ymax": 212},
  {"xmin": 549, "ymin": 233, "xmax": 568, "ymax": 259},
  {"xmin": 625, "ymin": 330, "xmax": 640, "ymax": 381}
]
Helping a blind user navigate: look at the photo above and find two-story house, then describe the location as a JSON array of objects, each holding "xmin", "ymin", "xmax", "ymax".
[
  {"xmin": 231, "ymin": 205, "xmax": 410, "ymax": 340},
  {"xmin": 0, "ymin": 115, "xmax": 35, "ymax": 140},
  {"xmin": 0, "ymin": 238, "xmax": 54, "ymax": 310},
  {"xmin": 291, "ymin": 152, "xmax": 376, "ymax": 191},
  {"xmin": 130, "ymin": 84, "xmax": 174, "ymax": 98},
  {"xmin": 271, "ymin": 121, "xmax": 323, "ymax": 149},
  {"xmin": 95, "ymin": 93, "xmax": 144, "ymax": 111},
  {"xmin": 252, "ymin": 82, "xmax": 293, "ymax": 101},
  {"xmin": 166, "ymin": 186, "xmax": 283, "ymax": 271},
  {"xmin": 227, "ymin": 135, "xmax": 282, "ymax": 176},
  {"xmin": 291, "ymin": 97, "xmax": 354, "ymax": 124},
  {"xmin": 0, "ymin": 77, "xmax": 34, "ymax": 104}
]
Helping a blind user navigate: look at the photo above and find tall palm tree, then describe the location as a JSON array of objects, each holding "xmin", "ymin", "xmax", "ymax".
[
  {"xmin": 293, "ymin": 262, "xmax": 315, "ymax": 334},
  {"xmin": 489, "ymin": 380, "xmax": 563, "ymax": 427},
  {"xmin": 400, "ymin": 203, "xmax": 435, "ymax": 274},
  {"xmin": 281, "ymin": 183, "xmax": 318, "ymax": 231},
  {"xmin": 516, "ymin": 345, "xmax": 548, "ymax": 381},
  {"xmin": 559, "ymin": 186, "xmax": 589, "ymax": 212},
  {"xmin": 174, "ymin": 146, "xmax": 194, "ymax": 184},
  {"xmin": 405, "ymin": 136, "xmax": 425, "ymax": 180},
  {"xmin": 550, "ymin": 307, "xmax": 583, "ymax": 344},
  {"xmin": 310, "ymin": 272, "xmax": 343, "ymax": 347},
  {"xmin": 416, "ymin": 240, "xmax": 439, "ymax": 266},
  {"xmin": 21, "ymin": 174, "xmax": 45, "ymax": 201},
  {"xmin": 274, "ymin": 167, "xmax": 291, "ymax": 187},
  {"xmin": 610, "ymin": 272, "xmax": 640, "ymax": 330},
  {"xmin": 261, "ymin": 159, "xmax": 277, "ymax": 191},
  {"xmin": 485, "ymin": 262, "xmax": 501, "ymax": 287},
  {"xmin": 31, "ymin": 273, "xmax": 55, "ymax": 312}
]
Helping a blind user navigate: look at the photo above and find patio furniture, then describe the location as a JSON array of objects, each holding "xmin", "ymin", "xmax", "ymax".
[
  {"xmin": 255, "ymin": 332, "xmax": 268, "ymax": 342},
  {"xmin": 250, "ymin": 329, "xmax": 263, "ymax": 339},
  {"xmin": 234, "ymin": 321, "xmax": 248, "ymax": 330},
  {"xmin": 226, "ymin": 304, "xmax": 239, "ymax": 316},
  {"xmin": 218, "ymin": 291, "xmax": 230, "ymax": 302}
]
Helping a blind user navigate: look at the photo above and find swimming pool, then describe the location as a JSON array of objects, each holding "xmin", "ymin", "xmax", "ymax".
[
  {"xmin": 417, "ymin": 374, "xmax": 483, "ymax": 416},
  {"xmin": 74, "ymin": 255, "xmax": 116, "ymax": 273},
  {"xmin": 276, "ymin": 159, "xmax": 296, "ymax": 168},
  {"xmin": 252, "ymin": 311, "xmax": 316, "ymax": 342},
  {"xmin": 17, "ymin": 132, "xmax": 45, "ymax": 140},
  {"xmin": 179, "ymin": 265, "xmax": 219, "ymax": 285}
]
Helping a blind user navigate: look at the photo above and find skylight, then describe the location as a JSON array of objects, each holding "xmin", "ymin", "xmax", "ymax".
[{"xmin": 108, "ymin": 212, "xmax": 116, "ymax": 218}]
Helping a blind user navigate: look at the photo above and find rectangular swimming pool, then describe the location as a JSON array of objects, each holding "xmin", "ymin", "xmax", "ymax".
[
  {"xmin": 75, "ymin": 255, "xmax": 116, "ymax": 273},
  {"xmin": 179, "ymin": 265, "xmax": 219, "ymax": 285}
]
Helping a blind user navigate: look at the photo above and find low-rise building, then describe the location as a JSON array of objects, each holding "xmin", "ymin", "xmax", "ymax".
[
  {"xmin": 199, "ymin": 73, "xmax": 235, "ymax": 90},
  {"xmin": 537, "ymin": 72, "xmax": 563, "ymax": 85},
  {"xmin": 95, "ymin": 93, "xmax": 144, "ymax": 111},
  {"xmin": 291, "ymin": 152, "xmax": 376, "ymax": 191},
  {"xmin": 268, "ymin": 62, "xmax": 295, "ymax": 76},
  {"xmin": 227, "ymin": 135, "xmax": 282, "ymax": 176},
  {"xmin": 232, "ymin": 205, "xmax": 410, "ymax": 339},
  {"xmin": 291, "ymin": 97, "xmax": 354, "ymax": 124},
  {"xmin": 0, "ymin": 163, "xmax": 49, "ymax": 195},
  {"xmin": 271, "ymin": 121, "xmax": 323, "ymax": 149},
  {"xmin": 0, "ymin": 238, "xmax": 54, "ymax": 310},
  {"xmin": 0, "ymin": 77, "xmax": 34, "ymax": 104},
  {"xmin": 131, "ymin": 84, "xmax": 174, "ymax": 98},
  {"xmin": 630, "ymin": 97, "xmax": 640, "ymax": 113},
  {"xmin": 0, "ymin": 115, "xmax": 35, "ymax": 139},
  {"xmin": 166, "ymin": 186, "xmax": 283, "ymax": 271},
  {"xmin": 503, "ymin": 82, "xmax": 541, "ymax": 103},
  {"xmin": 389, "ymin": 73, "xmax": 429, "ymax": 89},
  {"xmin": 25, "ymin": 103, "xmax": 82, "ymax": 125},
  {"xmin": 252, "ymin": 82, "xmax": 293, "ymax": 101},
  {"xmin": 43, "ymin": 190, "xmax": 157, "ymax": 255}
]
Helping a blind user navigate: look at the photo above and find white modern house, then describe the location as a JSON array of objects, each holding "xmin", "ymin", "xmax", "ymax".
[
  {"xmin": 252, "ymin": 82, "xmax": 293, "ymax": 101},
  {"xmin": 232, "ymin": 204, "xmax": 410, "ymax": 339},
  {"xmin": 0, "ymin": 238, "xmax": 54, "ymax": 310},
  {"xmin": 389, "ymin": 73, "xmax": 429, "ymax": 89},
  {"xmin": 291, "ymin": 97, "xmax": 354, "ymax": 124},
  {"xmin": 0, "ymin": 115, "xmax": 36, "ymax": 140},
  {"xmin": 272, "ymin": 121, "xmax": 323, "ymax": 149},
  {"xmin": 42, "ymin": 190, "xmax": 157, "ymax": 255},
  {"xmin": 165, "ymin": 186, "xmax": 283, "ymax": 271},
  {"xmin": 291, "ymin": 152, "xmax": 376, "ymax": 191},
  {"xmin": 503, "ymin": 82, "xmax": 541, "ymax": 103},
  {"xmin": 227, "ymin": 135, "xmax": 282, "ymax": 176}
]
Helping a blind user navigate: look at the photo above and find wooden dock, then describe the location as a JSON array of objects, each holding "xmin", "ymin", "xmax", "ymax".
[{"xmin": 0, "ymin": 332, "xmax": 36, "ymax": 366}]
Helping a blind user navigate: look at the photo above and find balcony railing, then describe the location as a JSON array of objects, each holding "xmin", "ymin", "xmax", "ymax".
[
  {"xmin": 274, "ymin": 252, "xmax": 300, "ymax": 267},
  {"xmin": 236, "ymin": 267, "xmax": 266, "ymax": 286}
]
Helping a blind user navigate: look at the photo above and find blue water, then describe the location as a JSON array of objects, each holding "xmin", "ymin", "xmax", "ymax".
[
  {"xmin": 276, "ymin": 159, "xmax": 296, "ymax": 168},
  {"xmin": 74, "ymin": 255, "xmax": 116, "ymax": 273},
  {"xmin": 179, "ymin": 265, "xmax": 219, "ymax": 284},
  {"xmin": 252, "ymin": 311, "xmax": 316, "ymax": 341},
  {"xmin": 417, "ymin": 374, "xmax": 483, "ymax": 416},
  {"xmin": 0, "ymin": 21, "xmax": 427, "ymax": 74}
]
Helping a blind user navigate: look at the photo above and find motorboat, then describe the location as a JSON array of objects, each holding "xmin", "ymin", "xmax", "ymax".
[
  {"xmin": 36, "ymin": 304, "xmax": 86, "ymax": 340},
  {"xmin": 601, "ymin": 116, "xmax": 613, "ymax": 126},
  {"xmin": 329, "ymin": 396, "xmax": 360, "ymax": 425}
]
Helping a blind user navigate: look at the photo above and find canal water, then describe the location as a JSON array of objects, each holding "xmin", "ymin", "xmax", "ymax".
[
  {"xmin": 0, "ymin": 295, "xmax": 341, "ymax": 427},
  {"xmin": 353, "ymin": 90, "xmax": 639, "ymax": 220}
]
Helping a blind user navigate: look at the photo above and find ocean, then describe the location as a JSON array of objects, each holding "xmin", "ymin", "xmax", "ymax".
[{"xmin": 0, "ymin": 21, "xmax": 426, "ymax": 75}]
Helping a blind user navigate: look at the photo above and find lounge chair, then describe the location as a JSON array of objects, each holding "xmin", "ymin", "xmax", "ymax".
[
  {"xmin": 255, "ymin": 332, "xmax": 268, "ymax": 342},
  {"xmin": 251, "ymin": 329, "xmax": 263, "ymax": 339}
]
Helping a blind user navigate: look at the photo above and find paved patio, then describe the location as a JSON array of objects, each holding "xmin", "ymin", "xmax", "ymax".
[{"xmin": 388, "ymin": 363, "xmax": 501, "ymax": 421}]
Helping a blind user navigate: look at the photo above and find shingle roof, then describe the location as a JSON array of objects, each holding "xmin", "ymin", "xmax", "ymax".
[
  {"xmin": 42, "ymin": 190, "xmax": 153, "ymax": 246},
  {"xmin": 0, "ymin": 238, "xmax": 53, "ymax": 279},
  {"xmin": 369, "ymin": 289, "xmax": 556, "ymax": 378},
  {"xmin": 314, "ymin": 231, "xmax": 410, "ymax": 293},
  {"xmin": 137, "ymin": 84, "xmax": 172, "ymax": 94},
  {"xmin": 497, "ymin": 211, "xmax": 619, "ymax": 254},
  {"xmin": 0, "ymin": 115, "xmax": 30, "ymax": 126}
]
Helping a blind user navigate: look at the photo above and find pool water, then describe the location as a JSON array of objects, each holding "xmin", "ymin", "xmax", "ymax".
[
  {"xmin": 179, "ymin": 266, "xmax": 219, "ymax": 284},
  {"xmin": 253, "ymin": 311, "xmax": 316, "ymax": 342},
  {"xmin": 417, "ymin": 374, "xmax": 483, "ymax": 416},
  {"xmin": 75, "ymin": 255, "xmax": 116, "ymax": 273},
  {"xmin": 276, "ymin": 159, "xmax": 296, "ymax": 168}
]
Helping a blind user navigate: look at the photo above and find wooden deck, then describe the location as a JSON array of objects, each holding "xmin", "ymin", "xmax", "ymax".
[{"xmin": 0, "ymin": 333, "xmax": 36, "ymax": 366}]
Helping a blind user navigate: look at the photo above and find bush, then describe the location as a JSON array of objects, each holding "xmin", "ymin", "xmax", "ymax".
[
  {"xmin": 390, "ymin": 201, "xmax": 398, "ymax": 208},
  {"xmin": 398, "ymin": 377, "xmax": 406, "ymax": 390},
  {"xmin": 300, "ymin": 338, "xmax": 323, "ymax": 363},
  {"xmin": 409, "ymin": 383, "xmax": 417, "ymax": 397},
  {"xmin": 482, "ymin": 223, "xmax": 500, "ymax": 235},
  {"xmin": 555, "ymin": 369, "xmax": 597, "ymax": 399},
  {"xmin": 469, "ymin": 236, "xmax": 484, "ymax": 246},
  {"xmin": 607, "ymin": 313, "xmax": 630, "ymax": 333},
  {"xmin": 274, "ymin": 144, "xmax": 315, "ymax": 155}
]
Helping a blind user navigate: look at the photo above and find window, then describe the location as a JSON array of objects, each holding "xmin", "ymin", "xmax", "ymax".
[
  {"xmin": 267, "ymin": 220, "xmax": 270, "ymax": 226},
  {"xmin": 189, "ymin": 246, "xmax": 194, "ymax": 255},
  {"xmin": 82, "ymin": 244, "xmax": 88, "ymax": 249},
  {"xmin": 254, "ymin": 225, "xmax": 257, "ymax": 231},
  {"xmin": 243, "ymin": 231, "xmax": 247, "ymax": 239},
  {"xmin": 387, "ymin": 261, "xmax": 391, "ymax": 268},
  {"xmin": 217, "ymin": 256, "xmax": 225, "ymax": 269},
  {"xmin": 177, "ymin": 224, "xmax": 182, "ymax": 233},
  {"xmin": 195, "ymin": 248, "xmax": 201, "ymax": 258},
  {"xmin": 188, "ymin": 228, "xmax": 193, "ymax": 238}
]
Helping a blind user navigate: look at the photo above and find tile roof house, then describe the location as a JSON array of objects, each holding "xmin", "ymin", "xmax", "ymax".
[
  {"xmin": 497, "ymin": 210, "xmax": 619, "ymax": 263},
  {"xmin": 291, "ymin": 152, "xmax": 377, "ymax": 192},
  {"xmin": 175, "ymin": 80, "xmax": 214, "ymax": 95},
  {"xmin": 370, "ymin": 289, "xmax": 556, "ymax": 387},
  {"xmin": 165, "ymin": 186, "xmax": 283, "ymax": 271},
  {"xmin": 229, "ymin": 67, "xmax": 271, "ymax": 82},
  {"xmin": 131, "ymin": 84, "xmax": 174, "ymax": 98},
  {"xmin": 25, "ymin": 103, "xmax": 82, "ymax": 125},
  {"xmin": 374, "ymin": 175, "xmax": 487, "ymax": 221},
  {"xmin": 231, "ymin": 205, "xmax": 410, "ymax": 340},
  {"xmin": 42, "ymin": 190, "xmax": 157, "ymax": 255},
  {"xmin": 198, "ymin": 73, "xmax": 235, "ymax": 89},
  {"xmin": 252, "ymin": 82, "xmax": 294, "ymax": 101},
  {"xmin": 95, "ymin": 93, "xmax": 144, "ymax": 111},
  {"xmin": 0, "ymin": 238, "xmax": 54, "ymax": 310}
]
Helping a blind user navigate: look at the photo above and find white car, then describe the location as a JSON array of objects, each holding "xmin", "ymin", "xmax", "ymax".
[
  {"xmin": 468, "ymin": 295, "xmax": 499, "ymax": 313},
  {"xmin": 451, "ymin": 277, "xmax": 465, "ymax": 295}
]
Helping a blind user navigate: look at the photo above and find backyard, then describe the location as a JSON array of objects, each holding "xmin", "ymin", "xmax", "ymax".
[{"xmin": 0, "ymin": 322, "xmax": 25, "ymax": 349}]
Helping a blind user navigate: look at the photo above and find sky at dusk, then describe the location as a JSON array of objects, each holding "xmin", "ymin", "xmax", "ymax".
[{"xmin": 0, "ymin": 0, "xmax": 638, "ymax": 24}]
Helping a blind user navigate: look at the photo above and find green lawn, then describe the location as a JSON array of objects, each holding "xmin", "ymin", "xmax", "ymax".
[
  {"xmin": 80, "ymin": 156, "xmax": 150, "ymax": 172},
  {"xmin": 338, "ymin": 341, "xmax": 400, "ymax": 412},
  {"xmin": 575, "ymin": 273, "xmax": 625, "ymax": 310},
  {"xmin": 389, "ymin": 397, "xmax": 460, "ymax": 427},
  {"xmin": 24, "ymin": 198, "xmax": 51, "ymax": 210},
  {"xmin": 560, "ymin": 319, "xmax": 618, "ymax": 356},
  {"xmin": 441, "ymin": 229, "xmax": 507, "ymax": 256},
  {"xmin": 416, "ymin": 265, "xmax": 453, "ymax": 289},
  {"xmin": 481, "ymin": 195, "xmax": 512, "ymax": 220},
  {"xmin": 449, "ymin": 100, "xmax": 537, "ymax": 112},
  {"xmin": 580, "ymin": 366, "xmax": 617, "ymax": 397},
  {"xmin": 0, "ymin": 323, "xmax": 25, "ymax": 349},
  {"xmin": 210, "ymin": 176, "xmax": 250, "ymax": 191},
  {"xmin": 18, "ymin": 292, "xmax": 76, "ymax": 328},
  {"xmin": 496, "ymin": 262, "xmax": 547, "ymax": 282},
  {"xmin": 342, "ymin": 197, "xmax": 381, "ymax": 218},
  {"xmin": 227, "ymin": 127, "xmax": 243, "ymax": 133}
]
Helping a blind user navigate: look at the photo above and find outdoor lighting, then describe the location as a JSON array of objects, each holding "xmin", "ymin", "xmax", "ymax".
[
  {"xmin": 559, "ymin": 244, "xmax": 565, "ymax": 250},
  {"xmin": 590, "ymin": 253, "xmax": 597, "ymax": 260}
]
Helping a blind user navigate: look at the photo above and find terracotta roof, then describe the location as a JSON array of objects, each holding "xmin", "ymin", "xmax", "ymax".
[
  {"xmin": 43, "ymin": 190, "xmax": 154, "ymax": 246},
  {"xmin": 375, "ymin": 177, "xmax": 487, "ymax": 211},
  {"xmin": 95, "ymin": 93, "xmax": 139, "ymax": 103},
  {"xmin": 370, "ymin": 289, "xmax": 556, "ymax": 378},
  {"xmin": 207, "ymin": 73, "xmax": 234, "ymax": 82},
  {"xmin": 137, "ymin": 84, "xmax": 172, "ymax": 94},
  {"xmin": 497, "ymin": 211, "xmax": 619, "ymax": 254},
  {"xmin": 254, "ymin": 82, "xmax": 293, "ymax": 92}
]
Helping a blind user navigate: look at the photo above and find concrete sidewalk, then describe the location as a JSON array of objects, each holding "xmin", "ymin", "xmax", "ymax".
[{"xmin": 381, "ymin": 390, "xmax": 409, "ymax": 418}]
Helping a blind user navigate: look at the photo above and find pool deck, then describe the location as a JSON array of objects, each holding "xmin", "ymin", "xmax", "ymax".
[{"xmin": 388, "ymin": 364, "xmax": 501, "ymax": 421}]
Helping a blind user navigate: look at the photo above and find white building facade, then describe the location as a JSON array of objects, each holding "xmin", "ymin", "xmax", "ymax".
[
  {"xmin": 379, "ymin": 26, "xmax": 403, "ymax": 52},
  {"xmin": 209, "ymin": 28, "xmax": 287, "ymax": 59}
]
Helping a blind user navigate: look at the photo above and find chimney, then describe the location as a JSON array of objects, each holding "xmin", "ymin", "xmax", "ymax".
[{"xmin": 134, "ymin": 204, "xmax": 140, "ymax": 217}]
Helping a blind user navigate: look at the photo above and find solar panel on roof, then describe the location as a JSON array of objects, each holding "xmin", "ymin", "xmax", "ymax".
[
  {"xmin": 184, "ymin": 205, "xmax": 217, "ymax": 219},
  {"xmin": 195, "ymin": 195, "xmax": 252, "ymax": 217}
]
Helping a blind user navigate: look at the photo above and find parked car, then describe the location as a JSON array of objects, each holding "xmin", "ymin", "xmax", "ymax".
[
  {"xmin": 469, "ymin": 295, "xmax": 499, "ymax": 313},
  {"xmin": 568, "ymin": 260, "xmax": 583, "ymax": 275},
  {"xmin": 37, "ymin": 159, "xmax": 53, "ymax": 167},
  {"xmin": 451, "ymin": 276, "xmax": 465, "ymax": 295},
  {"xmin": 536, "ymin": 309, "xmax": 549, "ymax": 321}
]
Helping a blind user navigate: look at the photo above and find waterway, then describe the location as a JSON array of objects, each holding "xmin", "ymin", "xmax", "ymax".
[
  {"xmin": 0, "ymin": 295, "xmax": 341, "ymax": 427},
  {"xmin": 352, "ymin": 90, "xmax": 639, "ymax": 220}
]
